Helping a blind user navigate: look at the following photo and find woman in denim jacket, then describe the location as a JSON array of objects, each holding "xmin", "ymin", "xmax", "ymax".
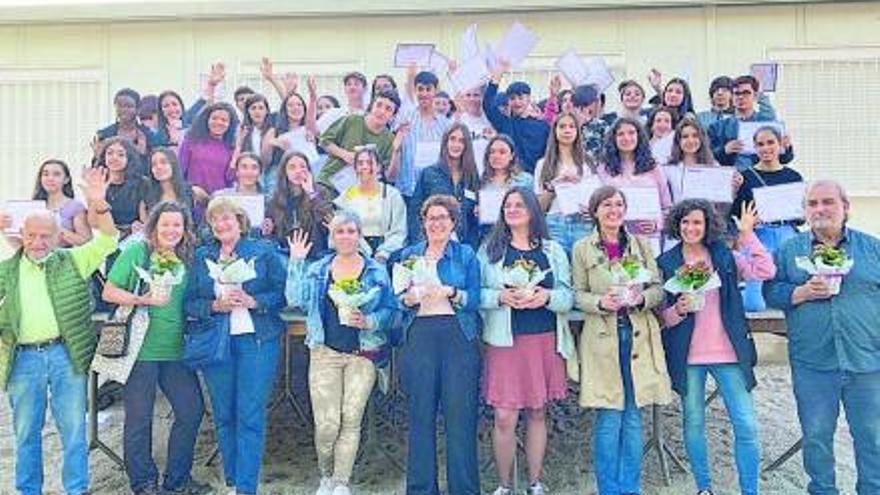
[
  {"xmin": 396, "ymin": 194, "xmax": 482, "ymax": 495},
  {"xmin": 184, "ymin": 197, "xmax": 286, "ymax": 495},
  {"xmin": 477, "ymin": 187, "xmax": 576, "ymax": 495},
  {"xmin": 285, "ymin": 210, "xmax": 396, "ymax": 495}
]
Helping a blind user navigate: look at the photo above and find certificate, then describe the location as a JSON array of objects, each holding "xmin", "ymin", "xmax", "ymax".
[
  {"xmin": 650, "ymin": 133, "xmax": 674, "ymax": 165},
  {"xmin": 331, "ymin": 165, "xmax": 358, "ymax": 195},
  {"xmin": 394, "ymin": 43, "xmax": 436, "ymax": 68},
  {"xmin": 2, "ymin": 200, "xmax": 47, "ymax": 234},
  {"xmin": 681, "ymin": 167, "xmax": 735, "ymax": 203},
  {"xmin": 478, "ymin": 187, "xmax": 505, "ymax": 225},
  {"xmin": 750, "ymin": 62, "xmax": 779, "ymax": 92},
  {"xmin": 428, "ymin": 50, "xmax": 449, "ymax": 75},
  {"xmin": 224, "ymin": 194, "xmax": 265, "ymax": 227},
  {"xmin": 737, "ymin": 121, "xmax": 785, "ymax": 155},
  {"xmin": 555, "ymin": 48, "xmax": 589, "ymax": 86},
  {"xmin": 495, "ymin": 21, "xmax": 538, "ymax": 68},
  {"xmin": 472, "ymin": 139, "xmax": 489, "ymax": 176},
  {"xmin": 555, "ymin": 178, "xmax": 601, "ymax": 216},
  {"xmin": 414, "ymin": 141, "xmax": 442, "ymax": 171},
  {"xmin": 620, "ymin": 187, "xmax": 661, "ymax": 221},
  {"xmin": 753, "ymin": 182, "xmax": 806, "ymax": 223},
  {"xmin": 449, "ymin": 56, "xmax": 490, "ymax": 94},
  {"xmin": 585, "ymin": 57, "xmax": 615, "ymax": 92},
  {"xmin": 461, "ymin": 24, "xmax": 481, "ymax": 61}
]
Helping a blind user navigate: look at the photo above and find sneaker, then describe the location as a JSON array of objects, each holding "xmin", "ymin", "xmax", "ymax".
[
  {"xmin": 330, "ymin": 485, "xmax": 352, "ymax": 495},
  {"xmin": 527, "ymin": 481, "xmax": 547, "ymax": 495},
  {"xmin": 316, "ymin": 477, "xmax": 335, "ymax": 495},
  {"xmin": 492, "ymin": 487, "xmax": 512, "ymax": 495},
  {"xmin": 161, "ymin": 479, "xmax": 213, "ymax": 495},
  {"xmin": 697, "ymin": 491, "xmax": 714, "ymax": 495}
]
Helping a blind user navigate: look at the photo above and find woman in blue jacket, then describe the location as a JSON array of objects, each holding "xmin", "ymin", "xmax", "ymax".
[
  {"xmin": 185, "ymin": 196, "xmax": 286, "ymax": 495},
  {"xmin": 285, "ymin": 210, "xmax": 396, "ymax": 495},
  {"xmin": 397, "ymin": 194, "xmax": 482, "ymax": 495}
]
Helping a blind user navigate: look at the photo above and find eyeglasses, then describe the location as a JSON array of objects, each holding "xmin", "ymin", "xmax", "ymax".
[
  {"xmin": 733, "ymin": 90, "xmax": 754, "ymax": 97},
  {"xmin": 424, "ymin": 214, "xmax": 452, "ymax": 223}
]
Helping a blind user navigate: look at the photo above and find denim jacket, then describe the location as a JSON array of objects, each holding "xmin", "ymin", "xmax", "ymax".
[
  {"xmin": 477, "ymin": 239, "xmax": 578, "ymax": 380},
  {"xmin": 185, "ymin": 238, "xmax": 287, "ymax": 342},
  {"xmin": 285, "ymin": 253, "xmax": 395, "ymax": 359},
  {"xmin": 396, "ymin": 240, "xmax": 482, "ymax": 342}
]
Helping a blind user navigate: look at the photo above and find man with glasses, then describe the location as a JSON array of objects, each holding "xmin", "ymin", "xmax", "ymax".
[{"xmin": 708, "ymin": 75, "xmax": 794, "ymax": 170}]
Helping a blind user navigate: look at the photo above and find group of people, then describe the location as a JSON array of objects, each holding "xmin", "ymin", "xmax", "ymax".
[{"xmin": 0, "ymin": 52, "xmax": 877, "ymax": 495}]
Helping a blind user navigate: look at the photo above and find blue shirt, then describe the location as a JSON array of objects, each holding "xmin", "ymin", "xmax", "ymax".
[
  {"xmin": 708, "ymin": 109, "xmax": 793, "ymax": 170},
  {"xmin": 396, "ymin": 109, "xmax": 452, "ymax": 197},
  {"xmin": 482, "ymin": 82, "xmax": 550, "ymax": 174},
  {"xmin": 763, "ymin": 228, "xmax": 880, "ymax": 373}
]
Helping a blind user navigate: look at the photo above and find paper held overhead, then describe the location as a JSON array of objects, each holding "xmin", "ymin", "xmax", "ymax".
[
  {"xmin": 461, "ymin": 24, "xmax": 481, "ymax": 61},
  {"xmin": 449, "ymin": 56, "xmax": 491, "ymax": 93},
  {"xmin": 750, "ymin": 62, "xmax": 779, "ymax": 92},
  {"xmin": 584, "ymin": 57, "xmax": 615, "ymax": 92},
  {"xmin": 494, "ymin": 21, "xmax": 539, "ymax": 68},
  {"xmin": 393, "ymin": 43, "xmax": 436, "ymax": 68},
  {"xmin": 555, "ymin": 48, "xmax": 590, "ymax": 86}
]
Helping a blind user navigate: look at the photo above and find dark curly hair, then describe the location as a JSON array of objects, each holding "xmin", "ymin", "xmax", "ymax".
[
  {"xmin": 601, "ymin": 117, "xmax": 656, "ymax": 177},
  {"xmin": 664, "ymin": 198, "xmax": 726, "ymax": 245}
]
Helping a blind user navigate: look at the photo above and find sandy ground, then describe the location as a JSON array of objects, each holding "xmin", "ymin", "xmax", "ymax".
[{"xmin": 0, "ymin": 335, "xmax": 858, "ymax": 495}]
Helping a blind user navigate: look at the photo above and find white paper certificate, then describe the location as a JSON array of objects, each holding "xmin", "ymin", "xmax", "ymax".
[
  {"xmin": 225, "ymin": 195, "xmax": 265, "ymax": 227},
  {"xmin": 394, "ymin": 43, "xmax": 436, "ymax": 68},
  {"xmin": 750, "ymin": 63, "xmax": 779, "ymax": 93},
  {"xmin": 449, "ymin": 56, "xmax": 491, "ymax": 94},
  {"xmin": 414, "ymin": 141, "xmax": 442, "ymax": 172},
  {"xmin": 2, "ymin": 200, "xmax": 47, "ymax": 234},
  {"xmin": 478, "ymin": 187, "xmax": 505, "ymax": 225},
  {"xmin": 585, "ymin": 57, "xmax": 615, "ymax": 92},
  {"xmin": 555, "ymin": 179, "xmax": 601, "ymax": 216},
  {"xmin": 621, "ymin": 187, "xmax": 661, "ymax": 221},
  {"xmin": 737, "ymin": 121, "xmax": 785, "ymax": 155},
  {"xmin": 753, "ymin": 182, "xmax": 806, "ymax": 223},
  {"xmin": 331, "ymin": 165, "xmax": 358, "ymax": 194},
  {"xmin": 472, "ymin": 139, "xmax": 489, "ymax": 176},
  {"xmin": 681, "ymin": 167, "xmax": 735, "ymax": 203},
  {"xmin": 461, "ymin": 24, "xmax": 481, "ymax": 61},
  {"xmin": 555, "ymin": 48, "xmax": 589, "ymax": 86},
  {"xmin": 495, "ymin": 21, "xmax": 538, "ymax": 68}
]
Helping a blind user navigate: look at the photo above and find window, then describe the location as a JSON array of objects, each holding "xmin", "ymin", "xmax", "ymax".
[{"xmin": 229, "ymin": 59, "xmax": 365, "ymax": 110}]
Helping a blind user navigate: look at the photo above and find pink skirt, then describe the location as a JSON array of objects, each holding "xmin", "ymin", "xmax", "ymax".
[{"xmin": 483, "ymin": 332, "xmax": 568, "ymax": 410}]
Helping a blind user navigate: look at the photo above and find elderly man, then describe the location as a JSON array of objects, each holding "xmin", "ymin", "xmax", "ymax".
[
  {"xmin": 0, "ymin": 168, "xmax": 118, "ymax": 495},
  {"xmin": 764, "ymin": 180, "xmax": 880, "ymax": 495}
]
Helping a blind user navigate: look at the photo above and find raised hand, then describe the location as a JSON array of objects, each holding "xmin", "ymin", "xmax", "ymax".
[
  {"xmin": 259, "ymin": 57, "xmax": 274, "ymax": 80},
  {"xmin": 287, "ymin": 229, "xmax": 312, "ymax": 260},
  {"xmin": 735, "ymin": 201, "xmax": 759, "ymax": 235},
  {"xmin": 283, "ymin": 72, "xmax": 299, "ymax": 96},
  {"xmin": 549, "ymin": 74, "xmax": 562, "ymax": 97},
  {"xmin": 79, "ymin": 167, "xmax": 109, "ymax": 204},
  {"xmin": 307, "ymin": 76, "xmax": 318, "ymax": 99},
  {"xmin": 208, "ymin": 62, "xmax": 226, "ymax": 86},
  {"xmin": 648, "ymin": 68, "xmax": 663, "ymax": 91}
]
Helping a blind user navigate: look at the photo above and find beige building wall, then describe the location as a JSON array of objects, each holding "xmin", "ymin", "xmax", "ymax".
[{"xmin": 1, "ymin": 1, "xmax": 878, "ymax": 234}]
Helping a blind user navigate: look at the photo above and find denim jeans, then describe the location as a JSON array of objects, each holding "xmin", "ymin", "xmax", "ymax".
[
  {"xmin": 742, "ymin": 224, "xmax": 796, "ymax": 311},
  {"xmin": 123, "ymin": 360, "xmax": 205, "ymax": 492},
  {"xmin": 401, "ymin": 315, "xmax": 481, "ymax": 495},
  {"xmin": 203, "ymin": 334, "xmax": 281, "ymax": 495},
  {"xmin": 546, "ymin": 214, "xmax": 594, "ymax": 256},
  {"xmin": 792, "ymin": 365, "xmax": 880, "ymax": 495},
  {"xmin": 682, "ymin": 364, "xmax": 760, "ymax": 495},
  {"xmin": 592, "ymin": 316, "xmax": 642, "ymax": 495},
  {"xmin": 7, "ymin": 343, "xmax": 88, "ymax": 495}
]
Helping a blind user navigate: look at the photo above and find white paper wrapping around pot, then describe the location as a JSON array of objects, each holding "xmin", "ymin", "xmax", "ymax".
[
  {"xmin": 663, "ymin": 271, "xmax": 722, "ymax": 295},
  {"xmin": 328, "ymin": 285, "xmax": 380, "ymax": 326},
  {"xmin": 90, "ymin": 306, "xmax": 150, "ymax": 384}
]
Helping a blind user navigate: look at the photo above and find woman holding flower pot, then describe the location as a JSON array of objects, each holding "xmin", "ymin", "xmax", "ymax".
[
  {"xmin": 657, "ymin": 199, "xmax": 775, "ymax": 495},
  {"xmin": 185, "ymin": 196, "xmax": 287, "ymax": 495},
  {"xmin": 477, "ymin": 187, "xmax": 575, "ymax": 495},
  {"xmin": 102, "ymin": 201, "xmax": 209, "ymax": 495},
  {"xmin": 285, "ymin": 210, "xmax": 396, "ymax": 495},
  {"xmin": 571, "ymin": 185, "xmax": 671, "ymax": 495}
]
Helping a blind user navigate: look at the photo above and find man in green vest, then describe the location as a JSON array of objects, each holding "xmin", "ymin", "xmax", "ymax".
[{"xmin": 0, "ymin": 167, "xmax": 118, "ymax": 495}]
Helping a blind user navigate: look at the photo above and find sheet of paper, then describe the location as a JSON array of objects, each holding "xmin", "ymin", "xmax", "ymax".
[
  {"xmin": 472, "ymin": 139, "xmax": 489, "ymax": 176},
  {"xmin": 738, "ymin": 121, "xmax": 785, "ymax": 155},
  {"xmin": 225, "ymin": 194, "xmax": 265, "ymax": 227},
  {"xmin": 461, "ymin": 24, "xmax": 481, "ymax": 61},
  {"xmin": 750, "ymin": 62, "xmax": 779, "ymax": 92},
  {"xmin": 753, "ymin": 182, "xmax": 806, "ymax": 223},
  {"xmin": 495, "ymin": 21, "xmax": 538, "ymax": 68},
  {"xmin": 650, "ymin": 133, "xmax": 675, "ymax": 165},
  {"xmin": 681, "ymin": 167, "xmax": 735, "ymax": 203},
  {"xmin": 555, "ymin": 178, "xmax": 601, "ymax": 216},
  {"xmin": 478, "ymin": 186, "xmax": 505, "ymax": 225},
  {"xmin": 449, "ymin": 56, "xmax": 490, "ymax": 94},
  {"xmin": 484, "ymin": 43, "xmax": 498, "ymax": 72},
  {"xmin": 331, "ymin": 165, "xmax": 358, "ymax": 194},
  {"xmin": 394, "ymin": 43, "xmax": 436, "ymax": 68},
  {"xmin": 414, "ymin": 141, "xmax": 442, "ymax": 171},
  {"xmin": 555, "ymin": 48, "xmax": 589, "ymax": 86},
  {"xmin": 2, "ymin": 200, "xmax": 47, "ymax": 234},
  {"xmin": 584, "ymin": 57, "xmax": 615, "ymax": 92},
  {"xmin": 621, "ymin": 187, "xmax": 662, "ymax": 221},
  {"xmin": 429, "ymin": 50, "xmax": 450, "ymax": 75}
]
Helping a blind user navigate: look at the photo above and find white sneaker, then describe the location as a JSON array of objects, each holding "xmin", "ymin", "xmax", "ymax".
[
  {"xmin": 331, "ymin": 484, "xmax": 352, "ymax": 495},
  {"xmin": 492, "ymin": 487, "xmax": 512, "ymax": 495},
  {"xmin": 316, "ymin": 477, "xmax": 335, "ymax": 495},
  {"xmin": 528, "ymin": 481, "xmax": 547, "ymax": 495}
]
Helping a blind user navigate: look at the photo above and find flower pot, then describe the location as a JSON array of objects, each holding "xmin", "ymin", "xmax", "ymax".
[
  {"xmin": 820, "ymin": 274, "xmax": 843, "ymax": 295},
  {"xmin": 151, "ymin": 283, "xmax": 172, "ymax": 302},
  {"xmin": 687, "ymin": 292, "xmax": 706, "ymax": 312}
]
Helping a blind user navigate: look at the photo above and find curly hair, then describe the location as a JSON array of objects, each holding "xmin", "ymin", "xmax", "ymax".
[
  {"xmin": 669, "ymin": 117, "xmax": 715, "ymax": 165},
  {"xmin": 143, "ymin": 200, "xmax": 196, "ymax": 264},
  {"xmin": 663, "ymin": 198, "xmax": 726, "ymax": 245},
  {"xmin": 185, "ymin": 101, "xmax": 239, "ymax": 149},
  {"xmin": 601, "ymin": 118, "xmax": 656, "ymax": 177}
]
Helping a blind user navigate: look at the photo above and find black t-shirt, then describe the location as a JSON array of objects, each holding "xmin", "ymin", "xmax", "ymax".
[
  {"xmin": 732, "ymin": 166, "xmax": 804, "ymax": 226},
  {"xmin": 321, "ymin": 267, "xmax": 365, "ymax": 354},
  {"xmin": 504, "ymin": 245, "xmax": 557, "ymax": 336},
  {"xmin": 107, "ymin": 176, "xmax": 146, "ymax": 229}
]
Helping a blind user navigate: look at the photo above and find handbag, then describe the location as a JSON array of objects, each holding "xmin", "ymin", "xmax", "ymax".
[
  {"xmin": 96, "ymin": 280, "xmax": 143, "ymax": 358},
  {"xmin": 182, "ymin": 314, "xmax": 232, "ymax": 369}
]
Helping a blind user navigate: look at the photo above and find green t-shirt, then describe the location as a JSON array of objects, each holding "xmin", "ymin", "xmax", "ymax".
[
  {"xmin": 107, "ymin": 241, "xmax": 187, "ymax": 361},
  {"xmin": 317, "ymin": 114, "xmax": 394, "ymax": 192}
]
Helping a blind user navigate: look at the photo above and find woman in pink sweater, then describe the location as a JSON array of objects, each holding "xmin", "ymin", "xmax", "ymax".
[{"xmin": 657, "ymin": 198, "xmax": 775, "ymax": 495}]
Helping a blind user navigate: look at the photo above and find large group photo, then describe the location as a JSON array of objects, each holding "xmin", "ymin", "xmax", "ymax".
[{"xmin": 0, "ymin": 2, "xmax": 878, "ymax": 495}]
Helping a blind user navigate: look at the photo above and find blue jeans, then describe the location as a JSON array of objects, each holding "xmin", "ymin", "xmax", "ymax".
[
  {"xmin": 546, "ymin": 214, "xmax": 594, "ymax": 256},
  {"xmin": 682, "ymin": 364, "xmax": 760, "ymax": 495},
  {"xmin": 203, "ymin": 334, "xmax": 281, "ymax": 495},
  {"xmin": 742, "ymin": 224, "xmax": 796, "ymax": 311},
  {"xmin": 401, "ymin": 315, "xmax": 481, "ymax": 495},
  {"xmin": 7, "ymin": 343, "xmax": 88, "ymax": 495},
  {"xmin": 593, "ymin": 316, "xmax": 642, "ymax": 495},
  {"xmin": 124, "ymin": 360, "xmax": 205, "ymax": 492},
  {"xmin": 792, "ymin": 365, "xmax": 880, "ymax": 495}
]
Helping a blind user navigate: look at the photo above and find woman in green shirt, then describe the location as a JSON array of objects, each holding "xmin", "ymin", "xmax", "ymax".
[{"xmin": 103, "ymin": 201, "xmax": 210, "ymax": 495}]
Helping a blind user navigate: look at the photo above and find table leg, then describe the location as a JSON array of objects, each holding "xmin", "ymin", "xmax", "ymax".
[{"xmin": 88, "ymin": 371, "xmax": 124, "ymax": 469}]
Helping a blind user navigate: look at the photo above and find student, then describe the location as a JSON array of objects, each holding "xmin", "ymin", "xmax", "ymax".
[
  {"xmin": 139, "ymin": 148, "xmax": 194, "ymax": 223},
  {"xmin": 138, "ymin": 95, "xmax": 159, "ymax": 132},
  {"xmin": 94, "ymin": 136, "xmax": 148, "ymax": 237},
  {"xmin": 456, "ymin": 86, "xmax": 494, "ymax": 139},
  {"xmin": 482, "ymin": 60, "xmax": 550, "ymax": 174},
  {"xmin": 317, "ymin": 72, "xmax": 369, "ymax": 133},
  {"xmin": 267, "ymin": 78, "xmax": 321, "ymax": 193},
  {"xmin": 94, "ymin": 88, "xmax": 161, "ymax": 162},
  {"xmin": 478, "ymin": 135, "xmax": 535, "ymax": 239},
  {"xmin": 232, "ymin": 86, "xmax": 256, "ymax": 120},
  {"xmin": 31, "ymin": 159, "xmax": 92, "ymax": 248},
  {"xmin": 434, "ymin": 91, "xmax": 455, "ymax": 118},
  {"xmin": 236, "ymin": 94, "xmax": 276, "ymax": 169},
  {"xmin": 178, "ymin": 102, "xmax": 239, "ymax": 205},
  {"xmin": 154, "ymin": 62, "xmax": 224, "ymax": 150},
  {"xmin": 605, "ymin": 79, "xmax": 649, "ymax": 124},
  {"xmin": 698, "ymin": 75, "xmax": 778, "ymax": 132},
  {"xmin": 647, "ymin": 106, "xmax": 679, "ymax": 166},
  {"xmin": 664, "ymin": 117, "xmax": 739, "ymax": 205},
  {"xmin": 660, "ymin": 77, "xmax": 695, "ymax": 118},
  {"xmin": 571, "ymin": 84, "xmax": 608, "ymax": 163}
]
